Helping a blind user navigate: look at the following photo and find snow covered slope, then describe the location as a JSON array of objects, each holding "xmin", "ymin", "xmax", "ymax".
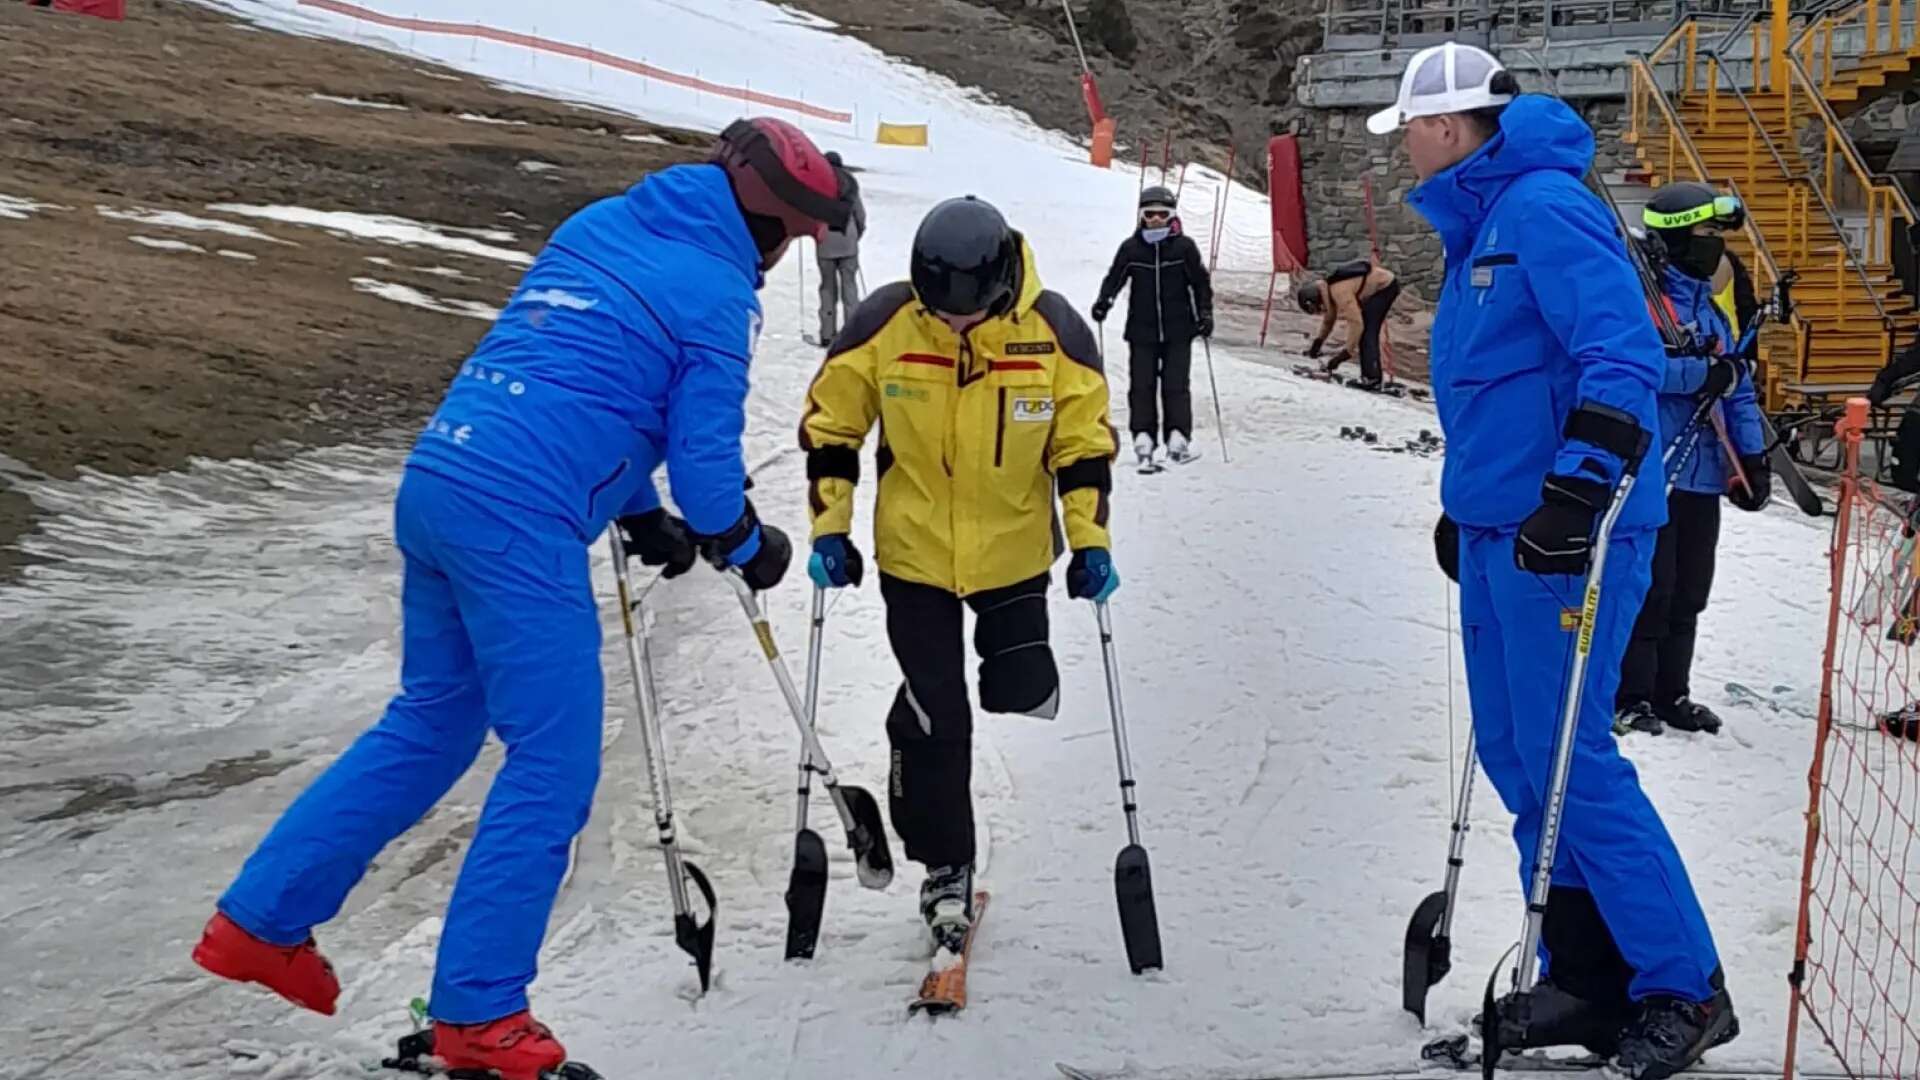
[{"xmin": 0, "ymin": 1, "xmax": 1838, "ymax": 1078}]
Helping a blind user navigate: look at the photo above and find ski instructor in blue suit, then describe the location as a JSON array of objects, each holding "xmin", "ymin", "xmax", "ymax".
[
  {"xmin": 1378, "ymin": 43, "xmax": 1736, "ymax": 1078},
  {"xmin": 192, "ymin": 117, "xmax": 851, "ymax": 1080}
]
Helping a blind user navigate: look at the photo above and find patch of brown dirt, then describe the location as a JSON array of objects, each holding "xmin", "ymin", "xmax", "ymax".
[{"xmin": 0, "ymin": 0, "xmax": 712, "ymax": 577}]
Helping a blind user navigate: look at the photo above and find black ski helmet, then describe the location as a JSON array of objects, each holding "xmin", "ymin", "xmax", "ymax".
[
  {"xmin": 1642, "ymin": 181, "xmax": 1743, "ymax": 281},
  {"xmin": 910, "ymin": 196, "xmax": 1019, "ymax": 318},
  {"xmin": 1139, "ymin": 185, "xmax": 1177, "ymax": 211}
]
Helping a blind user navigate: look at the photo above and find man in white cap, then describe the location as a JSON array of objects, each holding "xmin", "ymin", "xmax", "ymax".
[{"xmin": 1380, "ymin": 41, "xmax": 1737, "ymax": 1079}]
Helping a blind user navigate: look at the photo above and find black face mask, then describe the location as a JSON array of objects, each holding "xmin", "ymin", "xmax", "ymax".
[{"xmin": 1669, "ymin": 232, "xmax": 1725, "ymax": 282}]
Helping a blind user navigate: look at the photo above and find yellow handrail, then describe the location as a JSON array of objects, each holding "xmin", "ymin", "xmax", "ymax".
[
  {"xmin": 1784, "ymin": 5, "xmax": 1918, "ymax": 267},
  {"xmin": 1625, "ymin": 57, "xmax": 1789, "ymax": 293},
  {"xmin": 1625, "ymin": 53, "xmax": 1819, "ymax": 395}
]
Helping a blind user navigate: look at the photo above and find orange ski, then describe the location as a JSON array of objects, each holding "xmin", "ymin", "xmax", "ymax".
[{"xmin": 908, "ymin": 890, "xmax": 989, "ymax": 1016}]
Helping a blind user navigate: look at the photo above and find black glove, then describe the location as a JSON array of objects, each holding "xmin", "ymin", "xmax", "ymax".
[
  {"xmin": 1514, "ymin": 474, "xmax": 1609, "ymax": 576},
  {"xmin": 1306, "ymin": 337, "xmax": 1325, "ymax": 360},
  {"xmin": 1728, "ymin": 454, "xmax": 1772, "ymax": 512},
  {"xmin": 696, "ymin": 499, "xmax": 793, "ymax": 591},
  {"xmin": 1434, "ymin": 513, "xmax": 1459, "ymax": 584},
  {"xmin": 616, "ymin": 508, "xmax": 696, "ymax": 578},
  {"xmin": 1197, "ymin": 313, "xmax": 1214, "ymax": 338},
  {"xmin": 1091, "ymin": 299, "xmax": 1111, "ymax": 323},
  {"xmin": 1698, "ymin": 356, "xmax": 1748, "ymax": 399}
]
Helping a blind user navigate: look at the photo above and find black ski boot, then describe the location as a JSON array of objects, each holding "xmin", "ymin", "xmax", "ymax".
[
  {"xmin": 1473, "ymin": 887, "xmax": 1637, "ymax": 1057},
  {"xmin": 1478, "ymin": 979, "xmax": 1633, "ymax": 1057},
  {"xmin": 1662, "ymin": 696, "xmax": 1723, "ymax": 735},
  {"xmin": 1613, "ymin": 701, "xmax": 1665, "ymax": 736},
  {"xmin": 1614, "ymin": 984, "xmax": 1739, "ymax": 1079},
  {"xmin": 920, "ymin": 864, "xmax": 975, "ymax": 953},
  {"xmin": 1881, "ymin": 702, "xmax": 1920, "ymax": 740}
]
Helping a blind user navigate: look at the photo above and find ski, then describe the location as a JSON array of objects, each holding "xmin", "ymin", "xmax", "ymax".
[
  {"xmin": 1136, "ymin": 458, "xmax": 1165, "ymax": 475},
  {"xmin": 1293, "ymin": 363, "xmax": 1432, "ymax": 401},
  {"xmin": 1421, "ymin": 1032, "xmax": 1607, "ymax": 1074},
  {"xmin": 1758, "ymin": 414, "xmax": 1826, "ymax": 516},
  {"xmin": 909, "ymin": 889, "xmax": 989, "ymax": 1016}
]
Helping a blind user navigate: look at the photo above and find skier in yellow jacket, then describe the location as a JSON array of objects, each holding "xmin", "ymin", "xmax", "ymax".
[{"xmin": 797, "ymin": 195, "xmax": 1118, "ymax": 950}]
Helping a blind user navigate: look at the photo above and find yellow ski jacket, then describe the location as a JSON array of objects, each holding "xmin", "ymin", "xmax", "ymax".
[{"xmin": 798, "ymin": 237, "xmax": 1117, "ymax": 596}]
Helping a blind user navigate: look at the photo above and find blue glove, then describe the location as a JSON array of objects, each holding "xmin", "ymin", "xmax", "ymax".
[
  {"xmin": 807, "ymin": 535, "xmax": 865, "ymax": 589},
  {"xmin": 1066, "ymin": 548, "xmax": 1119, "ymax": 602}
]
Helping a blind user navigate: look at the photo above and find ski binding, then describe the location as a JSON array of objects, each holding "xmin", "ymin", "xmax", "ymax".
[{"xmin": 909, "ymin": 889, "xmax": 989, "ymax": 1016}]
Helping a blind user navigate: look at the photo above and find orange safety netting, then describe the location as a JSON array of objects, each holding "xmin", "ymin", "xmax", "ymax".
[{"xmin": 1789, "ymin": 399, "xmax": 1920, "ymax": 1079}]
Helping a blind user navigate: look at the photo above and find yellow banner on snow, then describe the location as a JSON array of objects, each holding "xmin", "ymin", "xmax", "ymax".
[{"xmin": 876, "ymin": 122, "xmax": 930, "ymax": 147}]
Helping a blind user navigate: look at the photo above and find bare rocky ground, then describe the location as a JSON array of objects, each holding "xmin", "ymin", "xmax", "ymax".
[
  {"xmin": 0, "ymin": 0, "xmax": 709, "ymax": 576},
  {"xmin": 0, "ymin": 0, "xmax": 1428, "ymax": 578}
]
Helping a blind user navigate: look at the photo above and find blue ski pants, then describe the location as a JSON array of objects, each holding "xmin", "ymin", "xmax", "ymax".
[
  {"xmin": 1457, "ymin": 524, "xmax": 1720, "ymax": 1002},
  {"xmin": 219, "ymin": 467, "xmax": 603, "ymax": 1024}
]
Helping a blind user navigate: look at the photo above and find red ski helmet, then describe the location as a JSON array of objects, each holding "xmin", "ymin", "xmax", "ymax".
[{"xmin": 713, "ymin": 118, "xmax": 849, "ymax": 251}]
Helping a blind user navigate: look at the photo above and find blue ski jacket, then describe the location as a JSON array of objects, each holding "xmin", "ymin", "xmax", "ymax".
[
  {"xmin": 1407, "ymin": 95, "xmax": 1667, "ymax": 533},
  {"xmin": 1654, "ymin": 264, "xmax": 1767, "ymax": 495},
  {"xmin": 406, "ymin": 163, "xmax": 763, "ymax": 543}
]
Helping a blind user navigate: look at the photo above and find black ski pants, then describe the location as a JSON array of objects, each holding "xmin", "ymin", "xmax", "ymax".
[
  {"xmin": 1618, "ymin": 490, "xmax": 1721, "ymax": 710},
  {"xmin": 1357, "ymin": 280, "xmax": 1402, "ymax": 383},
  {"xmin": 1127, "ymin": 335, "xmax": 1193, "ymax": 444},
  {"xmin": 881, "ymin": 571, "xmax": 1057, "ymax": 870}
]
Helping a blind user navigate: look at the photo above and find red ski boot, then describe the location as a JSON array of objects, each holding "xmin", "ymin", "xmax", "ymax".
[
  {"xmin": 432, "ymin": 1011, "xmax": 567, "ymax": 1080},
  {"xmin": 190, "ymin": 911, "xmax": 340, "ymax": 1016}
]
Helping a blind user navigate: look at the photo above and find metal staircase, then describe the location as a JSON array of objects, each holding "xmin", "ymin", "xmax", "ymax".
[{"xmin": 1625, "ymin": 0, "xmax": 1920, "ymax": 411}]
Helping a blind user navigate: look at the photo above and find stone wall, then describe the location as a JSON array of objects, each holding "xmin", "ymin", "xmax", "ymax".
[{"xmin": 1293, "ymin": 98, "xmax": 1630, "ymax": 297}]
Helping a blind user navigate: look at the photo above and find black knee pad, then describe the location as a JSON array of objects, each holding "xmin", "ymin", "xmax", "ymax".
[{"xmin": 972, "ymin": 590, "xmax": 1058, "ymax": 717}]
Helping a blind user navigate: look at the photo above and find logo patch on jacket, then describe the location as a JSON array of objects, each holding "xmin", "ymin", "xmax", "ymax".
[
  {"xmin": 884, "ymin": 382, "xmax": 930, "ymax": 402},
  {"xmin": 1011, "ymin": 397, "xmax": 1054, "ymax": 422},
  {"xmin": 1470, "ymin": 252, "xmax": 1517, "ymax": 289},
  {"xmin": 1004, "ymin": 341, "xmax": 1056, "ymax": 356}
]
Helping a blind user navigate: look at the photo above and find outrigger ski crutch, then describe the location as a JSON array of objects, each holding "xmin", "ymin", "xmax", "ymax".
[
  {"xmin": 606, "ymin": 531, "xmax": 718, "ymax": 993},
  {"xmin": 1402, "ymin": 722, "xmax": 1477, "ymax": 1024},
  {"xmin": 783, "ymin": 587, "xmax": 832, "ymax": 960},
  {"xmin": 1093, "ymin": 600, "xmax": 1164, "ymax": 974},
  {"xmin": 722, "ymin": 572, "xmax": 895, "ymax": 900},
  {"xmin": 1477, "ymin": 431, "xmax": 1651, "ymax": 1080}
]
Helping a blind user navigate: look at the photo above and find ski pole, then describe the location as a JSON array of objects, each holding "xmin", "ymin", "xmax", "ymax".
[
  {"xmin": 721, "ymin": 571, "xmax": 894, "ymax": 891},
  {"xmin": 1093, "ymin": 600, "xmax": 1164, "ymax": 974},
  {"xmin": 783, "ymin": 587, "xmax": 830, "ymax": 960},
  {"xmin": 606, "ymin": 530, "xmax": 717, "ymax": 992},
  {"xmin": 1201, "ymin": 336, "xmax": 1230, "ymax": 463}
]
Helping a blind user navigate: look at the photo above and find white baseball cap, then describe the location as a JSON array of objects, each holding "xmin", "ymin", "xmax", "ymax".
[{"xmin": 1366, "ymin": 41, "xmax": 1515, "ymax": 135}]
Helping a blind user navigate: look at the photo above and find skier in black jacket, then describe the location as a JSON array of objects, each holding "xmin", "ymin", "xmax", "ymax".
[{"xmin": 1093, "ymin": 185, "xmax": 1215, "ymax": 469}]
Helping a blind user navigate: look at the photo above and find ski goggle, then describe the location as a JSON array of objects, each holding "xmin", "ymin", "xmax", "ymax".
[
  {"xmin": 1643, "ymin": 194, "xmax": 1745, "ymax": 231},
  {"xmin": 1141, "ymin": 207, "xmax": 1173, "ymax": 221}
]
